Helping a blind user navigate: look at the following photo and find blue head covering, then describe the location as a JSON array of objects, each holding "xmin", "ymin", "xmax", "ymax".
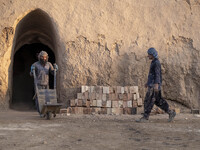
[{"xmin": 147, "ymin": 47, "xmax": 158, "ymax": 58}]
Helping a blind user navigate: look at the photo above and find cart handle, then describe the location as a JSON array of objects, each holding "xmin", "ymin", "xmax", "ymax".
[
  {"xmin": 53, "ymin": 64, "xmax": 57, "ymax": 89},
  {"xmin": 32, "ymin": 67, "xmax": 39, "ymax": 96}
]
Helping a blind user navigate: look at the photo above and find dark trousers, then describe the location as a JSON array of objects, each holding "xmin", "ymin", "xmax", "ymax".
[{"xmin": 143, "ymin": 87, "xmax": 170, "ymax": 119}]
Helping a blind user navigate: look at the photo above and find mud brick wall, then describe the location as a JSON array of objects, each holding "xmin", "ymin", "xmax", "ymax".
[{"xmin": 67, "ymin": 86, "xmax": 144, "ymax": 115}]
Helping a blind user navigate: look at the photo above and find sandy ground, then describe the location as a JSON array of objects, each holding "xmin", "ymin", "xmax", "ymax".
[{"xmin": 0, "ymin": 110, "xmax": 200, "ymax": 150}]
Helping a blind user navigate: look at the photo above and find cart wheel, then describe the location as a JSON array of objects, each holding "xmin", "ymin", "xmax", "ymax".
[{"xmin": 46, "ymin": 112, "xmax": 52, "ymax": 120}]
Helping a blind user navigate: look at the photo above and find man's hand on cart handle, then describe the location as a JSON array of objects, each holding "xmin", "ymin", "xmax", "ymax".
[
  {"xmin": 31, "ymin": 65, "xmax": 35, "ymax": 72},
  {"xmin": 53, "ymin": 63, "xmax": 58, "ymax": 71}
]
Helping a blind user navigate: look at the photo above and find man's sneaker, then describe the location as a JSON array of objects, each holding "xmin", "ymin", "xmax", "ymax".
[
  {"xmin": 168, "ymin": 110, "xmax": 176, "ymax": 122},
  {"xmin": 136, "ymin": 117, "xmax": 149, "ymax": 123}
]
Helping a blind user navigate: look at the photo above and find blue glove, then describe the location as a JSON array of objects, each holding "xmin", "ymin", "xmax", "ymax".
[
  {"xmin": 31, "ymin": 65, "xmax": 35, "ymax": 73},
  {"xmin": 53, "ymin": 64, "xmax": 58, "ymax": 71}
]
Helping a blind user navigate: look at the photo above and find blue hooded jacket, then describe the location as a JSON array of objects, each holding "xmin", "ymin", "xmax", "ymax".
[{"xmin": 147, "ymin": 48, "xmax": 162, "ymax": 90}]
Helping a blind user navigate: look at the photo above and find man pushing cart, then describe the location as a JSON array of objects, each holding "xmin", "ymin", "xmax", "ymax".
[{"xmin": 30, "ymin": 51, "xmax": 62, "ymax": 119}]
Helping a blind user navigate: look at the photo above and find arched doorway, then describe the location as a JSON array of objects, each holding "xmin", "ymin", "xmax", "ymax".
[
  {"xmin": 11, "ymin": 43, "xmax": 55, "ymax": 110},
  {"xmin": 11, "ymin": 9, "xmax": 58, "ymax": 110}
]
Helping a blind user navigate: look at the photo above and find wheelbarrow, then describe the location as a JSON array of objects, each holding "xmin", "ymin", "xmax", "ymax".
[{"xmin": 32, "ymin": 65, "xmax": 62, "ymax": 120}]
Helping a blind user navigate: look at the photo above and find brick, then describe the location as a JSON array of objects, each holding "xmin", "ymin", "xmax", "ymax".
[
  {"xmin": 129, "ymin": 86, "xmax": 139, "ymax": 94},
  {"xmin": 67, "ymin": 107, "xmax": 75, "ymax": 114},
  {"xmin": 94, "ymin": 108, "xmax": 101, "ymax": 114},
  {"xmin": 82, "ymin": 99, "xmax": 86, "ymax": 107},
  {"xmin": 132, "ymin": 100, "xmax": 138, "ymax": 107},
  {"xmin": 90, "ymin": 108, "xmax": 95, "ymax": 114},
  {"xmin": 123, "ymin": 108, "xmax": 131, "ymax": 114},
  {"xmin": 133, "ymin": 94, "xmax": 137, "ymax": 100},
  {"xmin": 106, "ymin": 100, "xmax": 112, "ymax": 108},
  {"xmin": 103, "ymin": 86, "xmax": 109, "ymax": 94},
  {"xmin": 127, "ymin": 93, "xmax": 132, "ymax": 100},
  {"xmin": 102, "ymin": 94, "xmax": 107, "ymax": 101},
  {"xmin": 107, "ymin": 94, "xmax": 112, "ymax": 100},
  {"xmin": 111, "ymin": 93, "xmax": 118, "ymax": 100},
  {"xmin": 77, "ymin": 99, "xmax": 83, "ymax": 107},
  {"xmin": 121, "ymin": 87, "xmax": 124, "ymax": 94},
  {"xmin": 86, "ymin": 100, "xmax": 90, "ymax": 108},
  {"xmin": 101, "ymin": 108, "xmax": 107, "ymax": 114},
  {"xmin": 118, "ymin": 100, "xmax": 123, "ymax": 108},
  {"xmin": 112, "ymin": 108, "xmax": 123, "ymax": 115},
  {"xmin": 118, "ymin": 94, "xmax": 124, "ymax": 100},
  {"xmin": 102, "ymin": 100, "xmax": 107, "ymax": 107},
  {"xmin": 112, "ymin": 86, "xmax": 117, "ymax": 93},
  {"xmin": 123, "ymin": 108, "xmax": 137, "ymax": 115},
  {"xmin": 90, "ymin": 100, "xmax": 93, "ymax": 107},
  {"xmin": 136, "ymin": 92, "xmax": 140, "ymax": 99},
  {"xmin": 75, "ymin": 99, "xmax": 78, "ymax": 106},
  {"xmin": 111, "ymin": 93, "xmax": 117, "ymax": 100},
  {"xmin": 129, "ymin": 86, "xmax": 135, "ymax": 93},
  {"xmin": 97, "ymin": 100, "xmax": 102, "ymax": 107},
  {"xmin": 96, "ymin": 93, "xmax": 102, "ymax": 100},
  {"xmin": 89, "ymin": 86, "xmax": 95, "ymax": 93},
  {"xmin": 74, "ymin": 107, "xmax": 83, "ymax": 114},
  {"xmin": 123, "ymin": 101, "xmax": 127, "ymax": 108},
  {"xmin": 131, "ymin": 107, "xmax": 137, "ymax": 114},
  {"xmin": 106, "ymin": 94, "xmax": 110, "ymax": 100},
  {"xmin": 92, "ymin": 100, "xmax": 97, "ymax": 107},
  {"xmin": 137, "ymin": 106, "xmax": 144, "ymax": 114},
  {"xmin": 60, "ymin": 108, "xmax": 67, "ymax": 113},
  {"xmin": 77, "ymin": 93, "xmax": 83, "ymax": 99},
  {"xmin": 81, "ymin": 86, "xmax": 89, "ymax": 93},
  {"xmin": 70, "ymin": 99, "xmax": 75, "ymax": 107},
  {"xmin": 124, "ymin": 86, "xmax": 129, "ymax": 93},
  {"xmin": 83, "ymin": 108, "xmax": 91, "ymax": 114},
  {"xmin": 137, "ymin": 98, "xmax": 143, "ymax": 106},
  {"xmin": 112, "ymin": 101, "xmax": 119, "ymax": 108},
  {"xmin": 89, "ymin": 93, "xmax": 95, "ymax": 100},
  {"xmin": 127, "ymin": 100, "xmax": 132, "ymax": 108},
  {"xmin": 109, "ymin": 87, "xmax": 114, "ymax": 93},
  {"xmin": 95, "ymin": 86, "xmax": 103, "ymax": 93},
  {"xmin": 83, "ymin": 92, "xmax": 89, "ymax": 99},
  {"xmin": 81, "ymin": 86, "xmax": 85, "ymax": 93},
  {"xmin": 134, "ymin": 86, "xmax": 139, "ymax": 93},
  {"xmin": 110, "ymin": 93, "xmax": 114, "ymax": 100},
  {"xmin": 107, "ymin": 108, "xmax": 112, "ymax": 115},
  {"xmin": 117, "ymin": 86, "xmax": 122, "ymax": 93},
  {"xmin": 123, "ymin": 93, "xmax": 128, "ymax": 101}
]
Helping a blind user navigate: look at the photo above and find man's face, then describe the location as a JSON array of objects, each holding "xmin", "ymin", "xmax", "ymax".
[
  {"xmin": 40, "ymin": 55, "xmax": 47, "ymax": 64},
  {"xmin": 147, "ymin": 54, "xmax": 154, "ymax": 60},
  {"xmin": 40, "ymin": 55, "xmax": 47, "ymax": 61}
]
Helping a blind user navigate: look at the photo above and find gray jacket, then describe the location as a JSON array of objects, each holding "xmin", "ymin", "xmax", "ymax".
[{"xmin": 30, "ymin": 61, "xmax": 54, "ymax": 86}]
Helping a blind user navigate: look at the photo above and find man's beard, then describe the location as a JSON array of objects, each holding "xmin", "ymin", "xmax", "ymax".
[{"xmin": 40, "ymin": 59, "xmax": 47, "ymax": 65}]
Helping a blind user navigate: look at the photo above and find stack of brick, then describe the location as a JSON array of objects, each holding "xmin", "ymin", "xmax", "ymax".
[{"xmin": 67, "ymin": 86, "xmax": 143, "ymax": 115}]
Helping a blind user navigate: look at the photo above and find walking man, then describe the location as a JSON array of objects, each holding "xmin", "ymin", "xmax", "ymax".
[
  {"xmin": 136, "ymin": 47, "xmax": 176, "ymax": 122},
  {"xmin": 30, "ymin": 51, "xmax": 58, "ymax": 115}
]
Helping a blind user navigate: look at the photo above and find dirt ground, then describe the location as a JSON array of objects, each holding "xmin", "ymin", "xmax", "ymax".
[{"xmin": 0, "ymin": 110, "xmax": 200, "ymax": 150}]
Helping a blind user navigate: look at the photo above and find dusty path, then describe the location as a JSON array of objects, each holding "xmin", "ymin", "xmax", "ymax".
[{"xmin": 0, "ymin": 110, "xmax": 200, "ymax": 150}]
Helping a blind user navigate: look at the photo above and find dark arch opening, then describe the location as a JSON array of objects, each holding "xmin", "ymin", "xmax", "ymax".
[
  {"xmin": 11, "ymin": 43, "xmax": 55, "ymax": 110},
  {"xmin": 11, "ymin": 9, "xmax": 58, "ymax": 110}
]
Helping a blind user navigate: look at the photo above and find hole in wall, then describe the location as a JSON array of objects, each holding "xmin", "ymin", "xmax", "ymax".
[{"xmin": 10, "ymin": 8, "xmax": 58, "ymax": 110}]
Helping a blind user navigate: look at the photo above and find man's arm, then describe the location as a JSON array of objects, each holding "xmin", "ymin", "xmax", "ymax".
[
  {"xmin": 30, "ymin": 65, "xmax": 35, "ymax": 77},
  {"xmin": 49, "ymin": 63, "xmax": 58, "ymax": 75},
  {"xmin": 154, "ymin": 62, "xmax": 161, "ymax": 91}
]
